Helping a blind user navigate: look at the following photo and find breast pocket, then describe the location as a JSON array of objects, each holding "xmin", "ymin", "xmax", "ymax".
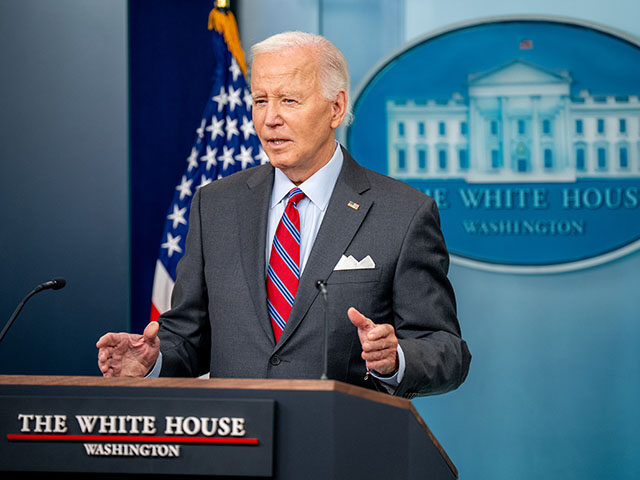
[{"xmin": 326, "ymin": 267, "xmax": 382, "ymax": 284}]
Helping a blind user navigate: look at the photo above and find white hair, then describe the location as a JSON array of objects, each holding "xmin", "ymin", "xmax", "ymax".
[{"xmin": 249, "ymin": 31, "xmax": 353, "ymax": 125}]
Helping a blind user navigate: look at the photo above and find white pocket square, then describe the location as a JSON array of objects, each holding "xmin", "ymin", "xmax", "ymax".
[{"xmin": 333, "ymin": 254, "xmax": 376, "ymax": 271}]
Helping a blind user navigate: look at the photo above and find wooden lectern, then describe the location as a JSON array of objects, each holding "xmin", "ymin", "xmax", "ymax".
[{"xmin": 0, "ymin": 375, "xmax": 457, "ymax": 479}]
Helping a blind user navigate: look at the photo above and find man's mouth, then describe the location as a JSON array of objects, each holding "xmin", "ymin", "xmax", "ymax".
[{"xmin": 268, "ymin": 138, "xmax": 290, "ymax": 145}]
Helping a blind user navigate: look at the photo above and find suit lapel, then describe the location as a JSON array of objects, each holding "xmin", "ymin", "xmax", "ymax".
[
  {"xmin": 275, "ymin": 150, "xmax": 372, "ymax": 350},
  {"xmin": 238, "ymin": 164, "xmax": 275, "ymax": 344}
]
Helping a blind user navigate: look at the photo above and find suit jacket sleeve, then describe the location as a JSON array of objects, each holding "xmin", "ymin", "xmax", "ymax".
[{"xmin": 391, "ymin": 196, "xmax": 471, "ymax": 398}]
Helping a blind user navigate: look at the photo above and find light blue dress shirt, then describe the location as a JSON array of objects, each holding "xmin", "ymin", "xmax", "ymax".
[{"xmin": 265, "ymin": 142, "xmax": 344, "ymax": 273}]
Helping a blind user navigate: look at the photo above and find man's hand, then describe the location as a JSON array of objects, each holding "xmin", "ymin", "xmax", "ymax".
[
  {"xmin": 96, "ymin": 321, "xmax": 160, "ymax": 377},
  {"xmin": 348, "ymin": 307, "xmax": 398, "ymax": 376}
]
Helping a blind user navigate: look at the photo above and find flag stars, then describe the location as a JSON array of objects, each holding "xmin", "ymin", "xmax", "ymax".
[
  {"xmin": 255, "ymin": 146, "xmax": 270, "ymax": 165},
  {"xmin": 225, "ymin": 116, "xmax": 239, "ymax": 140},
  {"xmin": 243, "ymin": 88, "xmax": 253, "ymax": 111},
  {"xmin": 218, "ymin": 145, "xmax": 236, "ymax": 169},
  {"xmin": 198, "ymin": 175, "xmax": 213, "ymax": 190},
  {"xmin": 200, "ymin": 145, "xmax": 218, "ymax": 171},
  {"xmin": 186, "ymin": 147, "xmax": 199, "ymax": 172},
  {"xmin": 235, "ymin": 145, "xmax": 254, "ymax": 169},
  {"xmin": 240, "ymin": 116, "xmax": 256, "ymax": 140},
  {"xmin": 212, "ymin": 86, "xmax": 228, "ymax": 112},
  {"xmin": 196, "ymin": 119, "xmax": 206, "ymax": 142},
  {"xmin": 167, "ymin": 205, "xmax": 187, "ymax": 230},
  {"xmin": 229, "ymin": 58, "xmax": 242, "ymax": 82},
  {"xmin": 227, "ymin": 86, "xmax": 242, "ymax": 112},
  {"xmin": 175, "ymin": 175, "xmax": 193, "ymax": 200},
  {"xmin": 206, "ymin": 116, "xmax": 225, "ymax": 141},
  {"xmin": 161, "ymin": 232, "xmax": 182, "ymax": 258}
]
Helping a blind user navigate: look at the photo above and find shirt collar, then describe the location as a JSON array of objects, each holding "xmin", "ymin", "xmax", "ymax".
[{"xmin": 270, "ymin": 142, "xmax": 344, "ymax": 211}]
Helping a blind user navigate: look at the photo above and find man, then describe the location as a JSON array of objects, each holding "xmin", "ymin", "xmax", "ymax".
[{"xmin": 97, "ymin": 32, "xmax": 470, "ymax": 398}]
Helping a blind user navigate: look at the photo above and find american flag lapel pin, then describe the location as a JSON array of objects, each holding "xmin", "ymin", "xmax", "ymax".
[{"xmin": 347, "ymin": 201, "xmax": 360, "ymax": 210}]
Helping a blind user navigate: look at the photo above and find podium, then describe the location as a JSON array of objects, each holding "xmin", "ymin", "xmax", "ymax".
[{"xmin": 0, "ymin": 376, "xmax": 457, "ymax": 479}]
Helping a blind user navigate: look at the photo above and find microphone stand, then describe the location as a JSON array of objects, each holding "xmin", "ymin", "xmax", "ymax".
[
  {"xmin": 316, "ymin": 280, "xmax": 329, "ymax": 380},
  {"xmin": 0, "ymin": 279, "xmax": 66, "ymax": 343},
  {"xmin": 0, "ymin": 286, "xmax": 42, "ymax": 343}
]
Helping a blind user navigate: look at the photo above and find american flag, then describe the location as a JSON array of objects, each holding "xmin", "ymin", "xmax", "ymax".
[
  {"xmin": 150, "ymin": 11, "xmax": 266, "ymax": 322},
  {"xmin": 519, "ymin": 39, "xmax": 533, "ymax": 50}
]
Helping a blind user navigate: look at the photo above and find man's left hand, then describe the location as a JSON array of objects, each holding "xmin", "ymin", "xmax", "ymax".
[{"xmin": 348, "ymin": 307, "xmax": 399, "ymax": 376}]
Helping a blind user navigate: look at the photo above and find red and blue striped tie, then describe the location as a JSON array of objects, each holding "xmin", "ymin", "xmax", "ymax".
[{"xmin": 267, "ymin": 187, "xmax": 306, "ymax": 342}]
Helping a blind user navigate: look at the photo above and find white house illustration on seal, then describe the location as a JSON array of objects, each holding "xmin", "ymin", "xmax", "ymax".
[{"xmin": 387, "ymin": 60, "xmax": 640, "ymax": 182}]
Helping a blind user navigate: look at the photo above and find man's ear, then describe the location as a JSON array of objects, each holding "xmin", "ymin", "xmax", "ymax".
[{"xmin": 330, "ymin": 90, "xmax": 347, "ymax": 129}]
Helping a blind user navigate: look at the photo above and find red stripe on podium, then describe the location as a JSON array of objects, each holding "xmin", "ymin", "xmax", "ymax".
[{"xmin": 7, "ymin": 434, "xmax": 259, "ymax": 445}]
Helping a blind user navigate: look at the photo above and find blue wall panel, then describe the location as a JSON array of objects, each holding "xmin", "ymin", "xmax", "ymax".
[{"xmin": 0, "ymin": 0, "xmax": 129, "ymax": 374}]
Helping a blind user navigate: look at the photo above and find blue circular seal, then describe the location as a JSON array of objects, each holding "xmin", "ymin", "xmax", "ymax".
[{"xmin": 346, "ymin": 16, "xmax": 640, "ymax": 273}]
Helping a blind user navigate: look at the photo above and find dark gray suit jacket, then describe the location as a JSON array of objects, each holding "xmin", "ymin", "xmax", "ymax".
[{"xmin": 158, "ymin": 149, "xmax": 471, "ymax": 398}]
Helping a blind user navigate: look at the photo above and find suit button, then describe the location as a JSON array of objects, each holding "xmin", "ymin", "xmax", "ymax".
[{"xmin": 269, "ymin": 355, "xmax": 281, "ymax": 366}]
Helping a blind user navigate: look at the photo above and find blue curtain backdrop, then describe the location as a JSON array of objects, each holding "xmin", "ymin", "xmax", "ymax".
[{"xmin": 129, "ymin": 0, "xmax": 225, "ymax": 333}]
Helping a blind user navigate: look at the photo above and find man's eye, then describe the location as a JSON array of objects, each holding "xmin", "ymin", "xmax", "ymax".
[{"xmin": 283, "ymin": 98, "xmax": 297, "ymax": 104}]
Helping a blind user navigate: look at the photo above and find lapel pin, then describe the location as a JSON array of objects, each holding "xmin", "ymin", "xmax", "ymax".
[{"xmin": 347, "ymin": 201, "xmax": 360, "ymax": 210}]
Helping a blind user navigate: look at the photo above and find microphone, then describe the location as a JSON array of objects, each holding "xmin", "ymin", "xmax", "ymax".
[
  {"xmin": 37, "ymin": 278, "xmax": 67, "ymax": 292},
  {"xmin": 0, "ymin": 278, "xmax": 67, "ymax": 343},
  {"xmin": 315, "ymin": 280, "xmax": 329, "ymax": 380}
]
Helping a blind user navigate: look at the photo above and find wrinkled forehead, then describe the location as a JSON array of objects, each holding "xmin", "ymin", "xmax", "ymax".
[{"xmin": 250, "ymin": 47, "xmax": 320, "ymax": 90}]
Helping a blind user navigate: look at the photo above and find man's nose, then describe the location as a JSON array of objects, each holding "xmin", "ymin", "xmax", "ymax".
[{"xmin": 264, "ymin": 102, "xmax": 284, "ymax": 127}]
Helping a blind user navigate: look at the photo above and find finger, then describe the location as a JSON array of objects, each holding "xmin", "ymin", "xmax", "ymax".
[
  {"xmin": 362, "ymin": 346, "xmax": 396, "ymax": 361},
  {"xmin": 366, "ymin": 324, "xmax": 395, "ymax": 341},
  {"xmin": 347, "ymin": 307, "xmax": 374, "ymax": 331},
  {"xmin": 97, "ymin": 348, "xmax": 110, "ymax": 363},
  {"xmin": 130, "ymin": 322, "xmax": 159, "ymax": 349},
  {"xmin": 143, "ymin": 321, "xmax": 159, "ymax": 343},
  {"xmin": 98, "ymin": 354, "xmax": 113, "ymax": 372},
  {"xmin": 362, "ymin": 338, "xmax": 396, "ymax": 353},
  {"xmin": 96, "ymin": 332, "xmax": 118, "ymax": 349},
  {"xmin": 98, "ymin": 358, "xmax": 110, "ymax": 375}
]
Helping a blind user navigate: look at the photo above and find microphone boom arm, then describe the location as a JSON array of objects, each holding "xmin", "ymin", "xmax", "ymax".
[{"xmin": 0, "ymin": 278, "xmax": 66, "ymax": 343}]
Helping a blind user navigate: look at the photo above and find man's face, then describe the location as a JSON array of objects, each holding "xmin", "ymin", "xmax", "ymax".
[{"xmin": 251, "ymin": 46, "xmax": 346, "ymax": 184}]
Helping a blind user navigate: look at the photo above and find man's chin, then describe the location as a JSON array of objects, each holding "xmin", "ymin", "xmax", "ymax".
[
  {"xmin": 269, "ymin": 160, "xmax": 308, "ymax": 184},
  {"xmin": 267, "ymin": 155, "xmax": 295, "ymax": 172}
]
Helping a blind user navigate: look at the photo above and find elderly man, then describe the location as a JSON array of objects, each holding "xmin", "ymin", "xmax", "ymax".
[{"xmin": 97, "ymin": 32, "xmax": 470, "ymax": 398}]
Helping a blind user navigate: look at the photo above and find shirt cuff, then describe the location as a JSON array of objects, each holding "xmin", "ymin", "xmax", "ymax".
[
  {"xmin": 145, "ymin": 351, "xmax": 163, "ymax": 378},
  {"xmin": 370, "ymin": 344, "xmax": 406, "ymax": 389}
]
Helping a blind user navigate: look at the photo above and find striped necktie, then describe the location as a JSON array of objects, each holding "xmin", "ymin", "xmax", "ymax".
[{"xmin": 266, "ymin": 187, "xmax": 306, "ymax": 342}]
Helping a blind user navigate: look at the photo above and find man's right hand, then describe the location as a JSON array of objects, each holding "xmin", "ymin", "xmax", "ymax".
[{"xmin": 96, "ymin": 321, "xmax": 160, "ymax": 377}]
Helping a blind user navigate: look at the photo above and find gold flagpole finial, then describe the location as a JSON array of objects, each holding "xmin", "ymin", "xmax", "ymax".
[{"xmin": 208, "ymin": 0, "xmax": 246, "ymax": 75}]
